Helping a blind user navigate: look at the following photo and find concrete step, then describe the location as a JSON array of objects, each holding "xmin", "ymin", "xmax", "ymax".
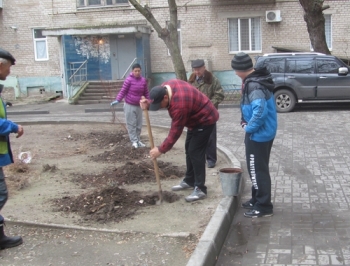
[
  {"xmin": 84, "ymin": 88, "xmax": 120, "ymax": 93},
  {"xmin": 89, "ymin": 80, "xmax": 124, "ymax": 86},
  {"xmin": 83, "ymin": 92, "xmax": 112, "ymax": 96},
  {"xmin": 87, "ymin": 84, "xmax": 122, "ymax": 90},
  {"xmin": 79, "ymin": 95, "xmax": 114, "ymax": 100},
  {"xmin": 76, "ymin": 99, "xmax": 112, "ymax": 105},
  {"xmin": 75, "ymin": 81, "xmax": 123, "ymax": 105}
]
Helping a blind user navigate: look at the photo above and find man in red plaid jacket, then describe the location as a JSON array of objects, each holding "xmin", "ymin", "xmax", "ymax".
[{"xmin": 140, "ymin": 79, "xmax": 219, "ymax": 202}]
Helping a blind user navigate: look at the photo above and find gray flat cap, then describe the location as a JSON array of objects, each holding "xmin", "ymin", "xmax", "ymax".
[{"xmin": 191, "ymin": 59, "xmax": 205, "ymax": 68}]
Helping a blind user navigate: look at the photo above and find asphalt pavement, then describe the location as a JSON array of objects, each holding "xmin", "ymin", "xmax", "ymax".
[{"xmin": 3, "ymin": 100, "xmax": 350, "ymax": 265}]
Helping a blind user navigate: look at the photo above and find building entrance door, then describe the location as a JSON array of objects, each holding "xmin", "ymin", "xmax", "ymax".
[{"xmin": 110, "ymin": 35, "xmax": 136, "ymax": 80}]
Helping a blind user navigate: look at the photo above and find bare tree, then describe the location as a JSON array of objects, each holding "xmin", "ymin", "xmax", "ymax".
[
  {"xmin": 129, "ymin": 0, "xmax": 187, "ymax": 81},
  {"xmin": 299, "ymin": 0, "xmax": 331, "ymax": 54}
]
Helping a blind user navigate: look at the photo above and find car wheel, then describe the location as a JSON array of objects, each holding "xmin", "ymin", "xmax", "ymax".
[{"xmin": 274, "ymin": 89, "xmax": 296, "ymax": 113}]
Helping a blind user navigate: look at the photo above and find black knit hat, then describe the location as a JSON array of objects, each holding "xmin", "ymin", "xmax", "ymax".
[
  {"xmin": 0, "ymin": 48, "xmax": 16, "ymax": 65},
  {"xmin": 231, "ymin": 52, "xmax": 253, "ymax": 72}
]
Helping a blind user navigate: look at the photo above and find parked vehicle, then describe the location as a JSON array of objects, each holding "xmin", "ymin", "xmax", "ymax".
[{"xmin": 255, "ymin": 52, "xmax": 350, "ymax": 112}]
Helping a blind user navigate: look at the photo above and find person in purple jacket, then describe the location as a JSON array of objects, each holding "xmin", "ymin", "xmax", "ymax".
[{"xmin": 111, "ymin": 63, "xmax": 150, "ymax": 148}]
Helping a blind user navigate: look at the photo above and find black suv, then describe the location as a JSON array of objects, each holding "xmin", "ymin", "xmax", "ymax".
[{"xmin": 255, "ymin": 52, "xmax": 350, "ymax": 112}]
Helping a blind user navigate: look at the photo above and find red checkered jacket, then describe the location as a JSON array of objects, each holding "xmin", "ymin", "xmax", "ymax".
[{"xmin": 158, "ymin": 79, "xmax": 219, "ymax": 153}]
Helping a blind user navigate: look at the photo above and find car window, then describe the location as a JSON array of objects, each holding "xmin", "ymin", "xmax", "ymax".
[
  {"xmin": 261, "ymin": 58, "xmax": 285, "ymax": 73},
  {"xmin": 316, "ymin": 59, "xmax": 341, "ymax": 74},
  {"xmin": 286, "ymin": 59, "xmax": 314, "ymax": 74}
]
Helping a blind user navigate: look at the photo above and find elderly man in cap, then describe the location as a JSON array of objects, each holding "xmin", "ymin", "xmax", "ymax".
[
  {"xmin": 231, "ymin": 52, "xmax": 277, "ymax": 218},
  {"xmin": 188, "ymin": 59, "xmax": 224, "ymax": 168},
  {"xmin": 140, "ymin": 79, "xmax": 219, "ymax": 202},
  {"xmin": 0, "ymin": 48, "xmax": 24, "ymax": 248}
]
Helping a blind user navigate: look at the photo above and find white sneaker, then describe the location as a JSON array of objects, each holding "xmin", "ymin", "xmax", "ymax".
[
  {"xmin": 185, "ymin": 187, "xmax": 207, "ymax": 202},
  {"xmin": 132, "ymin": 142, "xmax": 138, "ymax": 148},
  {"xmin": 137, "ymin": 141, "xmax": 146, "ymax": 147}
]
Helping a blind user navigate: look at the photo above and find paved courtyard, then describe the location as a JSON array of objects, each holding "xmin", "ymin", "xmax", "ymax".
[
  {"xmin": 217, "ymin": 103, "xmax": 350, "ymax": 266},
  {"xmin": 4, "ymin": 101, "xmax": 350, "ymax": 265}
]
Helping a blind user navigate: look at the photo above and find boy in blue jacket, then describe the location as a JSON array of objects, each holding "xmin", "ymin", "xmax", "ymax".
[
  {"xmin": 0, "ymin": 48, "xmax": 24, "ymax": 248},
  {"xmin": 231, "ymin": 52, "xmax": 277, "ymax": 218}
]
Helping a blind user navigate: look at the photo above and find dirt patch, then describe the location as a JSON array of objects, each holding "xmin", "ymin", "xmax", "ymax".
[
  {"xmin": 52, "ymin": 188, "xmax": 180, "ymax": 223},
  {"xmin": 72, "ymin": 160, "xmax": 183, "ymax": 189},
  {"xmin": 2, "ymin": 123, "xmax": 226, "ymax": 236}
]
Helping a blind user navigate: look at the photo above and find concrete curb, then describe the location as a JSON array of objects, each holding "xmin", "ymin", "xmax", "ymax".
[
  {"xmin": 5, "ymin": 219, "xmax": 192, "ymax": 239},
  {"xmin": 186, "ymin": 144, "xmax": 243, "ymax": 266},
  {"xmin": 84, "ymin": 104, "xmax": 239, "ymax": 113},
  {"xmin": 7, "ymin": 110, "xmax": 50, "ymax": 115}
]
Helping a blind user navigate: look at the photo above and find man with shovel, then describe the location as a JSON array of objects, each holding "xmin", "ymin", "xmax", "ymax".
[{"xmin": 139, "ymin": 79, "xmax": 219, "ymax": 202}]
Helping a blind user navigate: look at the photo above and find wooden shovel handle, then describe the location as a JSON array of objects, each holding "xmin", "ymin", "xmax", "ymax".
[
  {"xmin": 143, "ymin": 106, "xmax": 163, "ymax": 202},
  {"xmin": 144, "ymin": 109, "xmax": 155, "ymax": 149}
]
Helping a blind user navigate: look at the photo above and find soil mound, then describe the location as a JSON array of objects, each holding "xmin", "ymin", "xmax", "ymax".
[{"xmin": 51, "ymin": 187, "xmax": 180, "ymax": 223}]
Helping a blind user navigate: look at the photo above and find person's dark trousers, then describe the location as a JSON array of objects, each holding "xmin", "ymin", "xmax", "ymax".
[
  {"xmin": 0, "ymin": 167, "xmax": 23, "ymax": 249},
  {"xmin": 206, "ymin": 124, "xmax": 217, "ymax": 165},
  {"xmin": 0, "ymin": 168, "xmax": 8, "ymax": 210},
  {"xmin": 183, "ymin": 124, "xmax": 215, "ymax": 194},
  {"xmin": 245, "ymin": 134, "xmax": 274, "ymax": 213}
]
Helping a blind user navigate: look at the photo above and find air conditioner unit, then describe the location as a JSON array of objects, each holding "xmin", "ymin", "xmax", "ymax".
[{"xmin": 266, "ymin": 10, "xmax": 282, "ymax": 23}]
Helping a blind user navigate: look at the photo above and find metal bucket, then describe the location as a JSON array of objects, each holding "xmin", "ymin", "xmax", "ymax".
[{"xmin": 219, "ymin": 168, "xmax": 243, "ymax": 196}]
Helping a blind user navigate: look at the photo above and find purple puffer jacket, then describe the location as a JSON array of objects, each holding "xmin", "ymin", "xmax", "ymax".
[{"xmin": 116, "ymin": 72, "xmax": 150, "ymax": 105}]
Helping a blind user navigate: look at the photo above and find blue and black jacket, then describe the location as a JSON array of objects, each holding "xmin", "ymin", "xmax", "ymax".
[{"xmin": 240, "ymin": 67, "xmax": 277, "ymax": 142}]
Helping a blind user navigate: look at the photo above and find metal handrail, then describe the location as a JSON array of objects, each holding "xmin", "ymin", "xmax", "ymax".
[
  {"xmin": 69, "ymin": 60, "xmax": 88, "ymax": 81},
  {"xmin": 68, "ymin": 60, "xmax": 88, "ymax": 99},
  {"xmin": 121, "ymin": 58, "xmax": 138, "ymax": 79}
]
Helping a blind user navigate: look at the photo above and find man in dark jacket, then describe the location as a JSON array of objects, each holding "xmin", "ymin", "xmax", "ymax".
[
  {"xmin": 0, "ymin": 48, "xmax": 24, "ymax": 248},
  {"xmin": 188, "ymin": 59, "xmax": 224, "ymax": 168},
  {"xmin": 231, "ymin": 52, "xmax": 277, "ymax": 218},
  {"xmin": 140, "ymin": 79, "xmax": 219, "ymax": 202}
]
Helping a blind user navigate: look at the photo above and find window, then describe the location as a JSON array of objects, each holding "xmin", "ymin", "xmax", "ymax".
[
  {"xmin": 316, "ymin": 59, "xmax": 340, "ymax": 74},
  {"xmin": 228, "ymin": 18, "xmax": 261, "ymax": 53},
  {"xmin": 286, "ymin": 60, "xmax": 314, "ymax": 74},
  {"xmin": 261, "ymin": 58, "xmax": 285, "ymax": 73},
  {"xmin": 167, "ymin": 21, "xmax": 182, "ymax": 56},
  {"xmin": 33, "ymin": 29, "xmax": 48, "ymax": 61},
  {"xmin": 88, "ymin": 0, "xmax": 101, "ymax": 5},
  {"xmin": 78, "ymin": 0, "xmax": 128, "ymax": 7},
  {"xmin": 324, "ymin": 14, "xmax": 332, "ymax": 50}
]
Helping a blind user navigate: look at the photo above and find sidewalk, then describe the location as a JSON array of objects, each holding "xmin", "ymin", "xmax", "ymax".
[
  {"xmin": 5, "ymin": 101, "xmax": 350, "ymax": 266},
  {"xmin": 216, "ymin": 106, "xmax": 350, "ymax": 266}
]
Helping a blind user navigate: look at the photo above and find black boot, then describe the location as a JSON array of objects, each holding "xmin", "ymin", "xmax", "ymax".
[{"xmin": 0, "ymin": 220, "xmax": 23, "ymax": 249}]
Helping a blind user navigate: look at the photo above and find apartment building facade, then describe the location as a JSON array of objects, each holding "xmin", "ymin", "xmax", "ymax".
[{"xmin": 0, "ymin": 0, "xmax": 349, "ymax": 98}]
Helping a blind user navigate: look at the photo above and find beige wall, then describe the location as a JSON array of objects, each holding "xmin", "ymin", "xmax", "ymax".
[{"xmin": 1, "ymin": 0, "xmax": 349, "ymax": 78}]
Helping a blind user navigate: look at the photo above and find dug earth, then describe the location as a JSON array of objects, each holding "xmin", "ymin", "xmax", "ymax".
[{"xmin": 0, "ymin": 122, "xmax": 228, "ymax": 264}]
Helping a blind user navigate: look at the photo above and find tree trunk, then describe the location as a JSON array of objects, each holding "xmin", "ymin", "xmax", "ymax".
[
  {"xmin": 299, "ymin": 0, "xmax": 331, "ymax": 54},
  {"xmin": 129, "ymin": 0, "xmax": 187, "ymax": 81}
]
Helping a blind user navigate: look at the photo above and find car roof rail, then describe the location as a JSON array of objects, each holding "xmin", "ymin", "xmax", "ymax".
[{"xmin": 262, "ymin": 52, "xmax": 326, "ymax": 57}]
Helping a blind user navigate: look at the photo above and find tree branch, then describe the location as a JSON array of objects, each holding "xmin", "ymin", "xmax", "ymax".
[
  {"xmin": 322, "ymin": 5, "xmax": 330, "ymax": 11},
  {"xmin": 128, "ymin": 0, "xmax": 169, "ymax": 39}
]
